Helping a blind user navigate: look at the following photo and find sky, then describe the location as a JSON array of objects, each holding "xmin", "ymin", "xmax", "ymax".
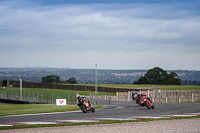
[{"xmin": 0, "ymin": 0, "xmax": 200, "ymax": 70}]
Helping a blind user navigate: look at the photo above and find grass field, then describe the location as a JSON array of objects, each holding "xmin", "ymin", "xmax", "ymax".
[
  {"xmin": 0, "ymin": 87, "xmax": 116, "ymax": 96},
  {"xmin": 0, "ymin": 104, "xmax": 103, "ymax": 116},
  {"xmin": 80, "ymin": 84, "xmax": 200, "ymax": 90},
  {"xmin": 0, "ymin": 87, "xmax": 116, "ymax": 104},
  {"xmin": 0, "ymin": 85, "xmax": 199, "ymax": 102}
]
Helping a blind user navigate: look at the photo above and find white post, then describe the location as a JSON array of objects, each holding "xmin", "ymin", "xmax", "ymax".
[
  {"xmin": 148, "ymin": 90, "xmax": 150, "ymax": 97},
  {"xmin": 166, "ymin": 97, "xmax": 168, "ymax": 103},
  {"xmin": 128, "ymin": 91, "xmax": 130, "ymax": 101},
  {"xmin": 179, "ymin": 98, "xmax": 181, "ymax": 103},
  {"xmin": 19, "ymin": 79, "xmax": 22, "ymax": 100},
  {"xmin": 116, "ymin": 92, "xmax": 119, "ymax": 101},
  {"xmin": 176, "ymin": 90, "xmax": 178, "ymax": 103},
  {"xmin": 159, "ymin": 90, "xmax": 161, "ymax": 103},
  {"xmin": 192, "ymin": 93, "xmax": 194, "ymax": 102},
  {"xmin": 92, "ymin": 95, "xmax": 95, "ymax": 103}
]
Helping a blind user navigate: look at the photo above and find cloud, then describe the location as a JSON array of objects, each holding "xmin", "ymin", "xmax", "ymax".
[{"xmin": 0, "ymin": 1, "xmax": 200, "ymax": 69}]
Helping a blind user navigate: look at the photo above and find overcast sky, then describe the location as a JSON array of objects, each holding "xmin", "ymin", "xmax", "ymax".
[{"xmin": 0, "ymin": 0, "xmax": 200, "ymax": 70}]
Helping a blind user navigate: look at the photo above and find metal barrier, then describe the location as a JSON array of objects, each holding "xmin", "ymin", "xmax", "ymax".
[
  {"xmin": 1, "ymin": 88, "xmax": 199, "ymax": 105},
  {"xmin": 88, "ymin": 94, "xmax": 134, "ymax": 105},
  {"xmin": 0, "ymin": 89, "xmax": 76, "ymax": 104}
]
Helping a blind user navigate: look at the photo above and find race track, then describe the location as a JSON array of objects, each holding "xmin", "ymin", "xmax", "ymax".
[{"xmin": 0, "ymin": 103, "xmax": 200, "ymax": 125}]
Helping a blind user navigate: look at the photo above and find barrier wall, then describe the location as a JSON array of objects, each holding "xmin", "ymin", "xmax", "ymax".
[
  {"xmin": 9, "ymin": 80, "xmax": 152, "ymax": 93},
  {"xmin": 8, "ymin": 80, "xmax": 199, "ymax": 103},
  {"xmin": 119, "ymin": 90, "xmax": 200, "ymax": 103}
]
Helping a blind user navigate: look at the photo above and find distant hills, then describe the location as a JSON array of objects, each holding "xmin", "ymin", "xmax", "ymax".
[{"xmin": 0, "ymin": 67, "xmax": 200, "ymax": 85}]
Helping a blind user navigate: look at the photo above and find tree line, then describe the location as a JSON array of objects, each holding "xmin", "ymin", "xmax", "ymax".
[
  {"xmin": 133, "ymin": 67, "xmax": 181, "ymax": 85},
  {"xmin": 42, "ymin": 75, "xmax": 77, "ymax": 84},
  {"xmin": 42, "ymin": 67, "xmax": 181, "ymax": 85}
]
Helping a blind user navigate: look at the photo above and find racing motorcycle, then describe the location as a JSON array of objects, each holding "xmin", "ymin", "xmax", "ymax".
[
  {"xmin": 132, "ymin": 92, "xmax": 155, "ymax": 109},
  {"xmin": 76, "ymin": 93, "xmax": 95, "ymax": 113}
]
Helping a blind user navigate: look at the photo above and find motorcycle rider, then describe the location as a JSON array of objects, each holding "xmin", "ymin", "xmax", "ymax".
[
  {"xmin": 76, "ymin": 93, "xmax": 90, "ymax": 110},
  {"xmin": 132, "ymin": 92, "xmax": 152, "ymax": 104}
]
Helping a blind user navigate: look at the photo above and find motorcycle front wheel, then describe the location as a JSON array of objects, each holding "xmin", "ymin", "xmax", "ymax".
[
  {"xmin": 90, "ymin": 107, "xmax": 95, "ymax": 113},
  {"xmin": 80, "ymin": 105, "xmax": 87, "ymax": 113},
  {"xmin": 144, "ymin": 102, "xmax": 151, "ymax": 109}
]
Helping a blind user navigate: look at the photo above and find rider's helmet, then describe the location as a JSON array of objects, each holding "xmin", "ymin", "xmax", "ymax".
[
  {"xmin": 132, "ymin": 92, "xmax": 138, "ymax": 100},
  {"xmin": 76, "ymin": 93, "xmax": 80, "ymax": 98}
]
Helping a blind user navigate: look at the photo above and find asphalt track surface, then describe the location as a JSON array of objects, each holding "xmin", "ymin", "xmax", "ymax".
[{"xmin": 0, "ymin": 103, "xmax": 200, "ymax": 124}]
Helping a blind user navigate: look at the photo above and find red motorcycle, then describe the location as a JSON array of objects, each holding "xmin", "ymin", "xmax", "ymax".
[{"xmin": 132, "ymin": 92, "xmax": 155, "ymax": 109}]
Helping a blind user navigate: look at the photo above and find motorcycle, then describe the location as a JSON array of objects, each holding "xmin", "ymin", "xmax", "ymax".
[
  {"xmin": 132, "ymin": 92, "xmax": 155, "ymax": 109},
  {"xmin": 76, "ymin": 93, "xmax": 95, "ymax": 113}
]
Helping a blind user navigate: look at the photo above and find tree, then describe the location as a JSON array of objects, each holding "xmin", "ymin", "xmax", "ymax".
[
  {"xmin": 163, "ymin": 72, "xmax": 181, "ymax": 85},
  {"xmin": 42, "ymin": 75, "xmax": 61, "ymax": 83},
  {"xmin": 134, "ymin": 67, "xmax": 167, "ymax": 84},
  {"xmin": 66, "ymin": 77, "xmax": 77, "ymax": 84},
  {"xmin": 133, "ymin": 67, "xmax": 181, "ymax": 85}
]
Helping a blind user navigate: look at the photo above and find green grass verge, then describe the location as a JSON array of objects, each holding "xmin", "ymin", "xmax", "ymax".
[
  {"xmin": 80, "ymin": 84, "xmax": 200, "ymax": 90},
  {"xmin": 0, "ymin": 104, "xmax": 103, "ymax": 116},
  {"xmin": 0, "ymin": 87, "xmax": 116, "ymax": 96},
  {"xmin": 0, "ymin": 115, "xmax": 199, "ymax": 130},
  {"xmin": 0, "ymin": 87, "xmax": 116, "ymax": 104}
]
